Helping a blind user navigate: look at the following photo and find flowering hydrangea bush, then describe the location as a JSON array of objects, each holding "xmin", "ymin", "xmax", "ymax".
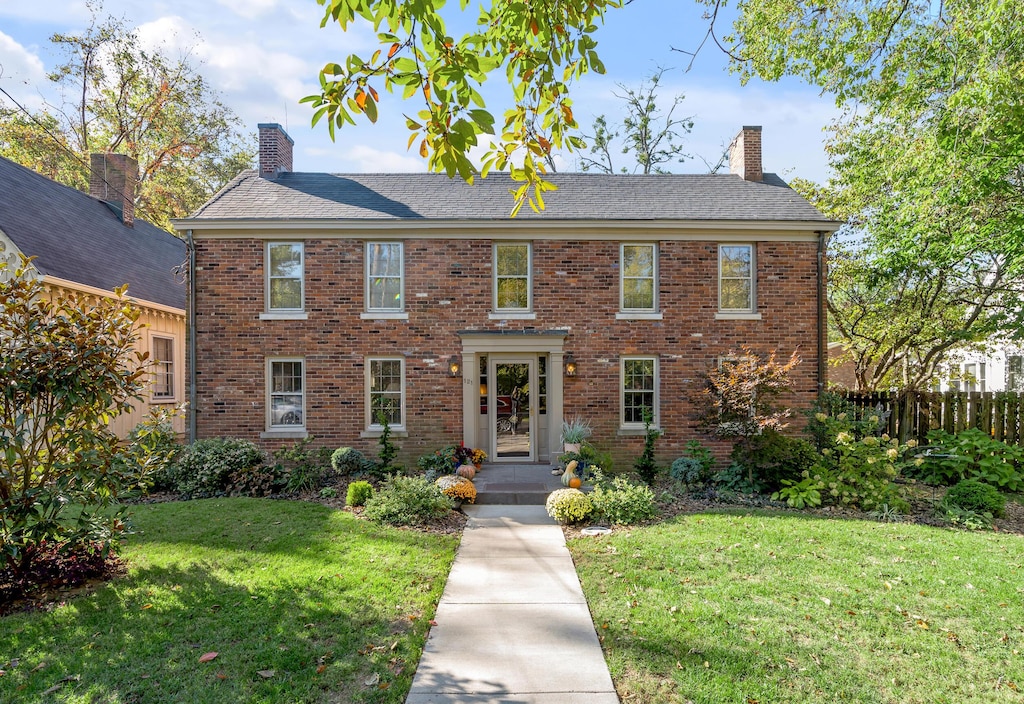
[
  {"xmin": 777, "ymin": 411, "xmax": 911, "ymax": 512},
  {"xmin": 435, "ymin": 474, "xmax": 477, "ymax": 503}
]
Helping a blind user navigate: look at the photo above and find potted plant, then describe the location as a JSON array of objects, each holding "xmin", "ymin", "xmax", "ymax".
[{"xmin": 561, "ymin": 416, "xmax": 592, "ymax": 453}]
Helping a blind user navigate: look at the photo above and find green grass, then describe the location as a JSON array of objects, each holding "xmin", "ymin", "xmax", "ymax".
[
  {"xmin": 569, "ymin": 510, "xmax": 1024, "ymax": 704},
  {"xmin": 0, "ymin": 498, "xmax": 459, "ymax": 703}
]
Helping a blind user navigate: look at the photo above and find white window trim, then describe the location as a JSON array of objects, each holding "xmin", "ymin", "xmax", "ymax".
[
  {"xmin": 266, "ymin": 357, "xmax": 306, "ymax": 433},
  {"xmin": 718, "ymin": 243, "xmax": 756, "ymax": 314},
  {"xmin": 366, "ymin": 356, "xmax": 406, "ymax": 431},
  {"xmin": 620, "ymin": 242, "xmax": 658, "ymax": 313},
  {"xmin": 149, "ymin": 332, "xmax": 177, "ymax": 403},
  {"xmin": 493, "ymin": 242, "xmax": 532, "ymax": 313},
  {"xmin": 620, "ymin": 356, "xmax": 659, "ymax": 430},
  {"xmin": 365, "ymin": 241, "xmax": 405, "ymax": 313},
  {"xmin": 266, "ymin": 241, "xmax": 305, "ymax": 313}
]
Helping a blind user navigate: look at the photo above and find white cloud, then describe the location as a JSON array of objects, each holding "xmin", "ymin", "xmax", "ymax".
[
  {"xmin": 214, "ymin": 0, "xmax": 282, "ymax": 21},
  {"xmin": 0, "ymin": 30, "xmax": 49, "ymax": 110},
  {"xmin": 339, "ymin": 145, "xmax": 426, "ymax": 173}
]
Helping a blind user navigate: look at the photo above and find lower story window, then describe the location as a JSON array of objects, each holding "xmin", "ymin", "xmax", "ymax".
[
  {"xmin": 268, "ymin": 358, "xmax": 304, "ymax": 429},
  {"xmin": 368, "ymin": 358, "xmax": 404, "ymax": 428},
  {"xmin": 622, "ymin": 357, "xmax": 657, "ymax": 428},
  {"xmin": 152, "ymin": 335, "xmax": 175, "ymax": 400}
]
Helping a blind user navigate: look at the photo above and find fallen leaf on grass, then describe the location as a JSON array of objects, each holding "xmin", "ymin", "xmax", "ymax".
[
  {"xmin": 429, "ymin": 620, "xmax": 438, "ymax": 626},
  {"xmin": 216, "ymin": 673, "xmax": 227, "ymax": 680},
  {"xmin": 316, "ymin": 665, "xmax": 327, "ymax": 675},
  {"xmin": 42, "ymin": 675, "xmax": 80, "ymax": 695},
  {"xmin": 364, "ymin": 673, "xmax": 380, "ymax": 687},
  {"xmin": 30, "ymin": 662, "xmax": 47, "ymax": 673},
  {"xmin": 199, "ymin": 652, "xmax": 219, "ymax": 663},
  {"xmin": 256, "ymin": 670, "xmax": 275, "ymax": 679}
]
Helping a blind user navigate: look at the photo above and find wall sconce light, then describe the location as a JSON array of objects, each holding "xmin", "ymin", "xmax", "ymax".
[
  {"xmin": 480, "ymin": 383, "xmax": 488, "ymax": 397},
  {"xmin": 564, "ymin": 352, "xmax": 577, "ymax": 377},
  {"xmin": 448, "ymin": 355, "xmax": 461, "ymax": 378}
]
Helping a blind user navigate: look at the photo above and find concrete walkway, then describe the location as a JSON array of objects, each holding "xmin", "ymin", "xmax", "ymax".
[{"xmin": 406, "ymin": 504, "xmax": 620, "ymax": 704}]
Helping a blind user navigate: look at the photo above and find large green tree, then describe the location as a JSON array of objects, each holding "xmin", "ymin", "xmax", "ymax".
[
  {"xmin": 715, "ymin": 0, "xmax": 1024, "ymax": 390},
  {"xmin": 0, "ymin": 9, "xmax": 253, "ymax": 231}
]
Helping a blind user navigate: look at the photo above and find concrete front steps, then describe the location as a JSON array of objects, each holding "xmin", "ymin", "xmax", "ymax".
[{"xmin": 471, "ymin": 464, "xmax": 562, "ymax": 505}]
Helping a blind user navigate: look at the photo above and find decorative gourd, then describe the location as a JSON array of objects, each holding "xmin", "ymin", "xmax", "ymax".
[
  {"xmin": 568, "ymin": 476, "xmax": 582, "ymax": 489},
  {"xmin": 456, "ymin": 464, "xmax": 476, "ymax": 480},
  {"xmin": 561, "ymin": 460, "xmax": 579, "ymax": 487}
]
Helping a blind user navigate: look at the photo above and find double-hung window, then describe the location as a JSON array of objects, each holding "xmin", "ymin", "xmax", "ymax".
[
  {"xmin": 268, "ymin": 358, "xmax": 305, "ymax": 429},
  {"xmin": 366, "ymin": 242, "xmax": 404, "ymax": 312},
  {"xmin": 718, "ymin": 244, "xmax": 755, "ymax": 313},
  {"xmin": 620, "ymin": 243, "xmax": 657, "ymax": 312},
  {"xmin": 151, "ymin": 335, "xmax": 175, "ymax": 401},
  {"xmin": 367, "ymin": 358, "xmax": 405, "ymax": 429},
  {"xmin": 1009, "ymin": 355, "xmax": 1024, "ymax": 391},
  {"xmin": 266, "ymin": 242, "xmax": 304, "ymax": 312},
  {"xmin": 494, "ymin": 243, "xmax": 531, "ymax": 312},
  {"xmin": 621, "ymin": 357, "xmax": 658, "ymax": 429}
]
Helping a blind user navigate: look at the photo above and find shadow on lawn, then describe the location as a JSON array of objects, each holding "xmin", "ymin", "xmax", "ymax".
[
  {"xmin": 0, "ymin": 561, "xmax": 429, "ymax": 703},
  {"xmin": 126, "ymin": 497, "xmax": 452, "ymax": 556}
]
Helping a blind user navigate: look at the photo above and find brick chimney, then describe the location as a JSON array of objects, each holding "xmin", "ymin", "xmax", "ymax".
[
  {"xmin": 259, "ymin": 123, "xmax": 294, "ymax": 177},
  {"xmin": 728, "ymin": 125, "xmax": 763, "ymax": 182},
  {"xmin": 89, "ymin": 153, "xmax": 138, "ymax": 226}
]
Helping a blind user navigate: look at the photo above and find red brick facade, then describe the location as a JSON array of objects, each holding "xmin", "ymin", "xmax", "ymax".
[{"xmin": 192, "ymin": 235, "xmax": 822, "ymax": 467}]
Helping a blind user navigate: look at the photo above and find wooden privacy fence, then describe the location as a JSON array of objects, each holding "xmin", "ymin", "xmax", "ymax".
[{"xmin": 842, "ymin": 391, "xmax": 1024, "ymax": 447}]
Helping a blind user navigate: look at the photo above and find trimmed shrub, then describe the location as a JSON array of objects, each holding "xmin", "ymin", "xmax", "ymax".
[
  {"xmin": 331, "ymin": 447, "xmax": 371, "ymax": 476},
  {"xmin": 942, "ymin": 479, "xmax": 1006, "ymax": 518},
  {"xmin": 172, "ymin": 438, "xmax": 267, "ymax": 497},
  {"xmin": 346, "ymin": 480, "xmax": 374, "ymax": 507},
  {"xmin": 669, "ymin": 457, "xmax": 705, "ymax": 485},
  {"xmin": 590, "ymin": 476, "xmax": 658, "ymax": 525},
  {"xmin": 226, "ymin": 465, "xmax": 280, "ymax": 497},
  {"xmin": 545, "ymin": 488, "xmax": 594, "ymax": 524},
  {"xmin": 362, "ymin": 476, "xmax": 453, "ymax": 526}
]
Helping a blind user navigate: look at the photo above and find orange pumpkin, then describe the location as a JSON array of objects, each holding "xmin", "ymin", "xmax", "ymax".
[
  {"xmin": 456, "ymin": 464, "xmax": 476, "ymax": 480},
  {"xmin": 568, "ymin": 476, "xmax": 582, "ymax": 489}
]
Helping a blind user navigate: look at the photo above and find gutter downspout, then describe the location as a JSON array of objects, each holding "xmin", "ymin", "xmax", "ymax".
[
  {"xmin": 186, "ymin": 229, "xmax": 197, "ymax": 444},
  {"xmin": 817, "ymin": 230, "xmax": 828, "ymax": 401}
]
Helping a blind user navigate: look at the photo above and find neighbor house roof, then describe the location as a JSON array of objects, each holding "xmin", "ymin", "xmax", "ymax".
[
  {"xmin": 0, "ymin": 155, "xmax": 185, "ymax": 310},
  {"xmin": 183, "ymin": 171, "xmax": 838, "ymax": 226}
]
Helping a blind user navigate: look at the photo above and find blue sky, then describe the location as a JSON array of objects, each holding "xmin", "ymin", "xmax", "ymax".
[{"xmin": 0, "ymin": 0, "xmax": 839, "ymax": 183}]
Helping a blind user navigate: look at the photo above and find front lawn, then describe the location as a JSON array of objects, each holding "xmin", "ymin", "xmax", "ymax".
[
  {"xmin": 569, "ymin": 511, "xmax": 1023, "ymax": 703},
  {"xmin": 0, "ymin": 498, "xmax": 459, "ymax": 703}
]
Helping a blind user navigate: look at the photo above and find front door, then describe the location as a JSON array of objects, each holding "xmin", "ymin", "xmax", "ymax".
[{"xmin": 491, "ymin": 358, "xmax": 535, "ymax": 461}]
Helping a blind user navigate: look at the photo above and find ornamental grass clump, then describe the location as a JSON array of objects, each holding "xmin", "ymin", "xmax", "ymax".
[
  {"xmin": 435, "ymin": 475, "xmax": 477, "ymax": 503},
  {"xmin": 545, "ymin": 488, "xmax": 594, "ymax": 524}
]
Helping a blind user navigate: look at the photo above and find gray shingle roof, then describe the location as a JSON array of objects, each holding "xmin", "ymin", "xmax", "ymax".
[
  {"xmin": 0, "ymin": 155, "xmax": 186, "ymax": 309},
  {"xmin": 186, "ymin": 170, "xmax": 834, "ymax": 224}
]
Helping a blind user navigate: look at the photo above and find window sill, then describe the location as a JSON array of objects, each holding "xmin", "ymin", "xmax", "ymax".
[
  {"xmin": 715, "ymin": 312, "xmax": 763, "ymax": 321},
  {"xmin": 260, "ymin": 312, "xmax": 308, "ymax": 321},
  {"xmin": 360, "ymin": 429, "xmax": 409, "ymax": 439},
  {"xmin": 488, "ymin": 311, "xmax": 536, "ymax": 320},
  {"xmin": 617, "ymin": 426, "xmax": 661, "ymax": 437},
  {"xmin": 260, "ymin": 429, "xmax": 309, "ymax": 440},
  {"xmin": 360, "ymin": 312, "xmax": 409, "ymax": 320},
  {"xmin": 616, "ymin": 312, "xmax": 663, "ymax": 321},
  {"xmin": 151, "ymin": 398, "xmax": 179, "ymax": 405}
]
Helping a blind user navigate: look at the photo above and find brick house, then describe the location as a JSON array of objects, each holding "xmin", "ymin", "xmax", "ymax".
[
  {"xmin": 0, "ymin": 153, "xmax": 187, "ymax": 437},
  {"xmin": 176, "ymin": 124, "xmax": 838, "ymax": 467}
]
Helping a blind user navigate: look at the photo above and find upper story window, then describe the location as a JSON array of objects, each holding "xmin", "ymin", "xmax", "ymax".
[
  {"xmin": 366, "ymin": 242, "xmax": 404, "ymax": 312},
  {"xmin": 621, "ymin": 243, "xmax": 657, "ymax": 312},
  {"xmin": 151, "ymin": 334, "xmax": 175, "ymax": 401},
  {"xmin": 1009, "ymin": 355, "xmax": 1024, "ymax": 391},
  {"xmin": 268, "ymin": 358, "xmax": 305, "ymax": 430},
  {"xmin": 267, "ymin": 242, "xmax": 304, "ymax": 312},
  {"xmin": 963, "ymin": 362, "xmax": 986, "ymax": 392},
  {"xmin": 367, "ymin": 357, "xmax": 405, "ymax": 429},
  {"xmin": 719, "ymin": 244, "xmax": 754, "ymax": 313},
  {"xmin": 621, "ymin": 356, "xmax": 658, "ymax": 429},
  {"xmin": 494, "ymin": 243, "xmax": 531, "ymax": 311}
]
